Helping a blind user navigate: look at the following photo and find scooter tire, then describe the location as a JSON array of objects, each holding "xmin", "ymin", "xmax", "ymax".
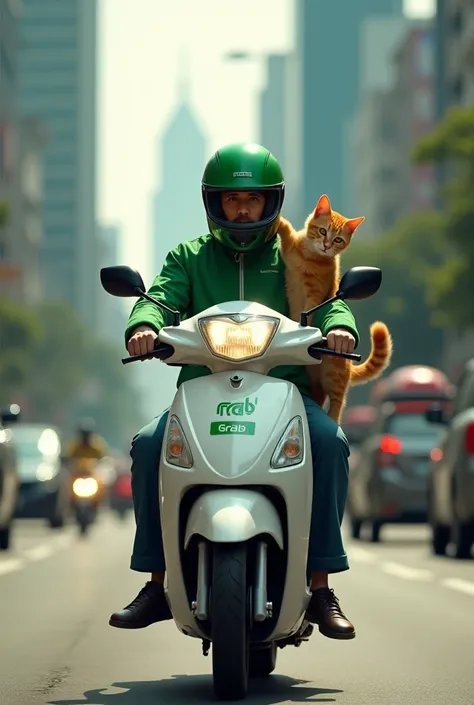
[
  {"xmin": 211, "ymin": 542, "xmax": 249, "ymax": 700},
  {"xmin": 78, "ymin": 521, "xmax": 89, "ymax": 537}
]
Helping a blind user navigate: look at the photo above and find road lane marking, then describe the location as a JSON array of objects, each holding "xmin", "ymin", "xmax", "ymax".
[
  {"xmin": 381, "ymin": 561, "xmax": 435, "ymax": 581},
  {"xmin": 349, "ymin": 546, "xmax": 379, "ymax": 563},
  {"xmin": 23, "ymin": 544, "xmax": 55, "ymax": 561},
  {"xmin": 441, "ymin": 578, "xmax": 474, "ymax": 596},
  {"xmin": 0, "ymin": 558, "xmax": 25, "ymax": 575}
]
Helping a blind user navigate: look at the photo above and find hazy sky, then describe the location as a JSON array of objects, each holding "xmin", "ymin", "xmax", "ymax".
[
  {"xmin": 97, "ymin": 0, "xmax": 293, "ymax": 282},
  {"xmin": 97, "ymin": 0, "xmax": 435, "ymax": 282}
]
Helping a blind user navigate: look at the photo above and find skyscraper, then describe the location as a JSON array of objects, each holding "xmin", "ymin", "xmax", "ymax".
[
  {"xmin": 18, "ymin": 0, "xmax": 97, "ymax": 326},
  {"xmin": 153, "ymin": 72, "xmax": 208, "ymax": 275},
  {"xmin": 141, "ymin": 63, "xmax": 208, "ymax": 417},
  {"xmin": 258, "ymin": 53, "xmax": 300, "ymax": 222},
  {"xmin": 292, "ymin": 0, "xmax": 403, "ymax": 221}
]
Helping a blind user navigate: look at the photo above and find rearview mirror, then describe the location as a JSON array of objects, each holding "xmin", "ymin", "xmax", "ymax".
[
  {"xmin": 337, "ymin": 266, "xmax": 382, "ymax": 301},
  {"xmin": 100, "ymin": 266, "xmax": 146, "ymax": 298},
  {"xmin": 425, "ymin": 406, "xmax": 447, "ymax": 425},
  {"xmin": 0, "ymin": 404, "xmax": 20, "ymax": 424}
]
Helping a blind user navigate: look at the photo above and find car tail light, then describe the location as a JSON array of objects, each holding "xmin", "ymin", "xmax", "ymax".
[
  {"xmin": 378, "ymin": 434, "xmax": 402, "ymax": 467},
  {"xmin": 465, "ymin": 423, "xmax": 474, "ymax": 455},
  {"xmin": 115, "ymin": 474, "xmax": 132, "ymax": 498}
]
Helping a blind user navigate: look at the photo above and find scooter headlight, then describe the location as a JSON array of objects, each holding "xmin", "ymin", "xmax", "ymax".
[
  {"xmin": 72, "ymin": 477, "xmax": 99, "ymax": 498},
  {"xmin": 165, "ymin": 416, "xmax": 193, "ymax": 468},
  {"xmin": 199, "ymin": 315, "xmax": 279, "ymax": 362},
  {"xmin": 271, "ymin": 417, "xmax": 304, "ymax": 469}
]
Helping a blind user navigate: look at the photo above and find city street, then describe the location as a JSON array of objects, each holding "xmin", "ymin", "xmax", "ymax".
[{"xmin": 0, "ymin": 516, "xmax": 473, "ymax": 705}]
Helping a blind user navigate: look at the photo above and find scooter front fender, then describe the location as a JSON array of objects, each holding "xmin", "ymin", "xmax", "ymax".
[{"xmin": 184, "ymin": 489, "xmax": 284, "ymax": 549}]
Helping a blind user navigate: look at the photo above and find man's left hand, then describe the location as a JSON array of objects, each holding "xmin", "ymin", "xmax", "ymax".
[{"xmin": 326, "ymin": 329, "xmax": 356, "ymax": 354}]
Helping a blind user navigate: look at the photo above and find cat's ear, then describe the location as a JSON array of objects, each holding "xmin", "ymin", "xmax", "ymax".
[
  {"xmin": 314, "ymin": 194, "xmax": 332, "ymax": 217},
  {"xmin": 345, "ymin": 216, "xmax": 365, "ymax": 236}
]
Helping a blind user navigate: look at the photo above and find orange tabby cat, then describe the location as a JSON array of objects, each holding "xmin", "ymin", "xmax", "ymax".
[{"xmin": 278, "ymin": 194, "xmax": 392, "ymax": 424}]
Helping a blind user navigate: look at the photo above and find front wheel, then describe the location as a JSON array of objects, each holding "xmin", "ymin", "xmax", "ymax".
[
  {"xmin": 370, "ymin": 521, "xmax": 382, "ymax": 543},
  {"xmin": 0, "ymin": 525, "xmax": 11, "ymax": 551},
  {"xmin": 431, "ymin": 523, "xmax": 449, "ymax": 556},
  {"xmin": 249, "ymin": 643, "xmax": 277, "ymax": 678},
  {"xmin": 211, "ymin": 543, "xmax": 249, "ymax": 700}
]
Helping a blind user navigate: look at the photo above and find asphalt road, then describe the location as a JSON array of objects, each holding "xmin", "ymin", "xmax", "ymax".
[{"xmin": 0, "ymin": 515, "xmax": 473, "ymax": 705}]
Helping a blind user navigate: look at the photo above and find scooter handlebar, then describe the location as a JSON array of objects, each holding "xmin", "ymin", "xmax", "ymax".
[{"xmin": 121, "ymin": 343, "xmax": 175, "ymax": 365}]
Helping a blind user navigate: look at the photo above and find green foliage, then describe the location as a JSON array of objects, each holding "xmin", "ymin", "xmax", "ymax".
[
  {"xmin": 0, "ymin": 201, "xmax": 9, "ymax": 228},
  {"xmin": 412, "ymin": 106, "xmax": 474, "ymax": 328},
  {"xmin": 341, "ymin": 213, "xmax": 446, "ymax": 405},
  {"xmin": 76, "ymin": 338, "xmax": 146, "ymax": 451},
  {"xmin": 0, "ymin": 297, "xmax": 144, "ymax": 448},
  {"xmin": 0, "ymin": 298, "xmax": 42, "ymax": 402},
  {"xmin": 25, "ymin": 301, "xmax": 87, "ymax": 420}
]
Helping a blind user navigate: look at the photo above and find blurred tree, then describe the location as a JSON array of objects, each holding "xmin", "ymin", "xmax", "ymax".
[
  {"xmin": 0, "ymin": 294, "xmax": 144, "ymax": 445},
  {"xmin": 0, "ymin": 298, "xmax": 41, "ymax": 402},
  {"xmin": 25, "ymin": 301, "xmax": 87, "ymax": 422},
  {"xmin": 341, "ymin": 212, "xmax": 446, "ymax": 405},
  {"xmin": 412, "ymin": 106, "xmax": 474, "ymax": 328},
  {"xmin": 75, "ymin": 339, "xmax": 146, "ymax": 451},
  {"xmin": 0, "ymin": 200, "xmax": 9, "ymax": 228}
]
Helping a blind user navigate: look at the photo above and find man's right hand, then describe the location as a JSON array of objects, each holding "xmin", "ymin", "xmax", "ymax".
[{"xmin": 127, "ymin": 326, "xmax": 159, "ymax": 357}]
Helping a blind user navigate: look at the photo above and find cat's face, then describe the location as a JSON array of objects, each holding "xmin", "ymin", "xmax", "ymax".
[{"xmin": 306, "ymin": 195, "xmax": 365, "ymax": 258}]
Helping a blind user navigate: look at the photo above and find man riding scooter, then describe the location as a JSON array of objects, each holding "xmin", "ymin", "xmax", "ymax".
[{"xmin": 109, "ymin": 142, "xmax": 359, "ymax": 640}]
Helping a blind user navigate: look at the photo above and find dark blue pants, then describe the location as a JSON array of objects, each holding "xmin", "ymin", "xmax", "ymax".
[{"xmin": 130, "ymin": 395, "xmax": 350, "ymax": 575}]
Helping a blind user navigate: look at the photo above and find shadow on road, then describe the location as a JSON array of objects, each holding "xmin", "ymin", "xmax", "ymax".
[{"xmin": 48, "ymin": 674, "xmax": 344, "ymax": 704}]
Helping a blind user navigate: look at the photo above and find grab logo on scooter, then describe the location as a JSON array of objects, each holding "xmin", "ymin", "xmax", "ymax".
[
  {"xmin": 210, "ymin": 421, "xmax": 255, "ymax": 436},
  {"xmin": 216, "ymin": 396, "xmax": 258, "ymax": 417},
  {"xmin": 210, "ymin": 396, "xmax": 258, "ymax": 435}
]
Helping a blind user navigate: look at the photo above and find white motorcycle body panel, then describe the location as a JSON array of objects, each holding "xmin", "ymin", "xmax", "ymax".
[{"xmin": 160, "ymin": 371, "xmax": 313, "ymax": 641}]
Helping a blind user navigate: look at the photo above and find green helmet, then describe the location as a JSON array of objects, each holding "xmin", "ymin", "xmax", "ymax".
[{"xmin": 202, "ymin": 142, "xmax": 285, "ymax": 252}]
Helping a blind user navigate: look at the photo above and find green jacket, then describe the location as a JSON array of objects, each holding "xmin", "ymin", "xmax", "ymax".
[{"xmin": 125, "ymin": 234, "xmax": 359, "ymax": 397}]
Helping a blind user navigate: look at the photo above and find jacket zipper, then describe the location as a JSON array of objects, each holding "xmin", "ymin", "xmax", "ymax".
[{"xmin": 234, "ymin": 252, "xmax": 245, "ymax": 299}]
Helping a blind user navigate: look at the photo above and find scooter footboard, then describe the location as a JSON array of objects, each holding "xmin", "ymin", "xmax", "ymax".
[{"xmin": 184, "ymin": 489, "xmax": 284, "ymax": 549}]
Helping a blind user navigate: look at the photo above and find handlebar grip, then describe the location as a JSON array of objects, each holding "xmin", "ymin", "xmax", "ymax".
[
  {"xmin": 308, "ymin": 343, "xmax": 361, "ymax": 363},
  {"xmin": 121, "ymin": 343, "xmax": 174, "ymax": 365}
]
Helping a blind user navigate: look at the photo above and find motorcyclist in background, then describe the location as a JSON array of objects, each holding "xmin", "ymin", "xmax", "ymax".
[
  {"xmin": 65, "ymin": 418, "xmax": 108, "ymax": 461},
  {"xmin": 109, "ymin": 142, "xmax": 358, "ymax": 641}
]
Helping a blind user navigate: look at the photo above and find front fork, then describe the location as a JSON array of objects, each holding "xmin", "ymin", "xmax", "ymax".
[{"xmin": 190, "ymin": 540, "xmax": 273, "ymax": 622}]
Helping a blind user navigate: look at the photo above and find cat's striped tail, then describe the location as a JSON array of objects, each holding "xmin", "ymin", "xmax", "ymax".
[{"xmin": 350, "ymin": 321, "xmax": 392, "ymax": 385}]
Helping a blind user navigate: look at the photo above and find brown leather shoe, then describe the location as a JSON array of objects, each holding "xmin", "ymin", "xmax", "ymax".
[
  {"xmin": 305, "ymin": 587, "xmax": 355, "ymax": 640},
  {"xmin": 109, "ymin": 581, "xmax": 172, "ymax": 629}
]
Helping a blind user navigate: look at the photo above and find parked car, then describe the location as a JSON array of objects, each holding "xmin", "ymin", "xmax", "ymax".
[
  {"xmin": 12, "ymin": 423, "xmax": 70, "ymax": 528},
  {"xmin": 347, "ymin": 366, "xmax": 451, "ymax": 542},
  {"xmin": 427, "ymin": 358, "xmax": 474, "ymax": 558},
  {"xmin": 0, "ymin": 404, "xmax": 21, "ymax": 550}
]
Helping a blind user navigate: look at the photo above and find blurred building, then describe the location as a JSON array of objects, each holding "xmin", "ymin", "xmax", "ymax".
[
  {"xmin": 258, "ymin": 53, "xmax": 300, "ymax": 222},
  {"xmin": 354, "ymin": 23, "xmax": 436, "ymax": 237},
  {"xmin": 435, "ymin": 0, "xmax": 474, "ymax": 376},
  {"xmin": 152, "ymin": 74, "xmax": 208, "ymax": 276},
  {"xmin": 437, "ymin": 0, "xmax": 474, "ymax": 109},
  {"xmin": 0, "ymin": 0, "xmax": 47, "ymax": 305},
  {"xmin": 290, "ymin": 0, "xmax": 404, "ymax": 224},
  {"xmin": 345, "ymin": 17, "xmax": 408, "ymax": 217},
  {"xmin": 18, "ymin": 0, "xmax": 98, "ymax": 326},
  {"xmin": 140, "ymin": 69, "xmax": 208, "ymax": 419},
  {"xmin": 96, "ymin": 225, "xmax": 128, "ymax": 343}
]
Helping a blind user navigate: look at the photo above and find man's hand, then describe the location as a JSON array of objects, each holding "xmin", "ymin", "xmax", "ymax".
[
  {"xmin": 326, "ymin": 328, "xmax": 356, "ymax": 354},
  {"xmin": 127, "ymin": 325, "xmax": 159, "ymax": 357}
]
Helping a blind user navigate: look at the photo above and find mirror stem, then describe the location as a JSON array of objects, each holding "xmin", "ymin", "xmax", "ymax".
[
  {"xmin": 134, "ymin": 288, "xmax": 181, "ymax": 326},
  {"xmin": 300, "ymin": 294, "xmax": 343, "ymax": 327}
]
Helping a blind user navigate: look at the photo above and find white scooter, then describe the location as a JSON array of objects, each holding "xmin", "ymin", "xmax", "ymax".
[{"xmin": 101, "ymin": 264, "xmax": 381, "ymax": 701}]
